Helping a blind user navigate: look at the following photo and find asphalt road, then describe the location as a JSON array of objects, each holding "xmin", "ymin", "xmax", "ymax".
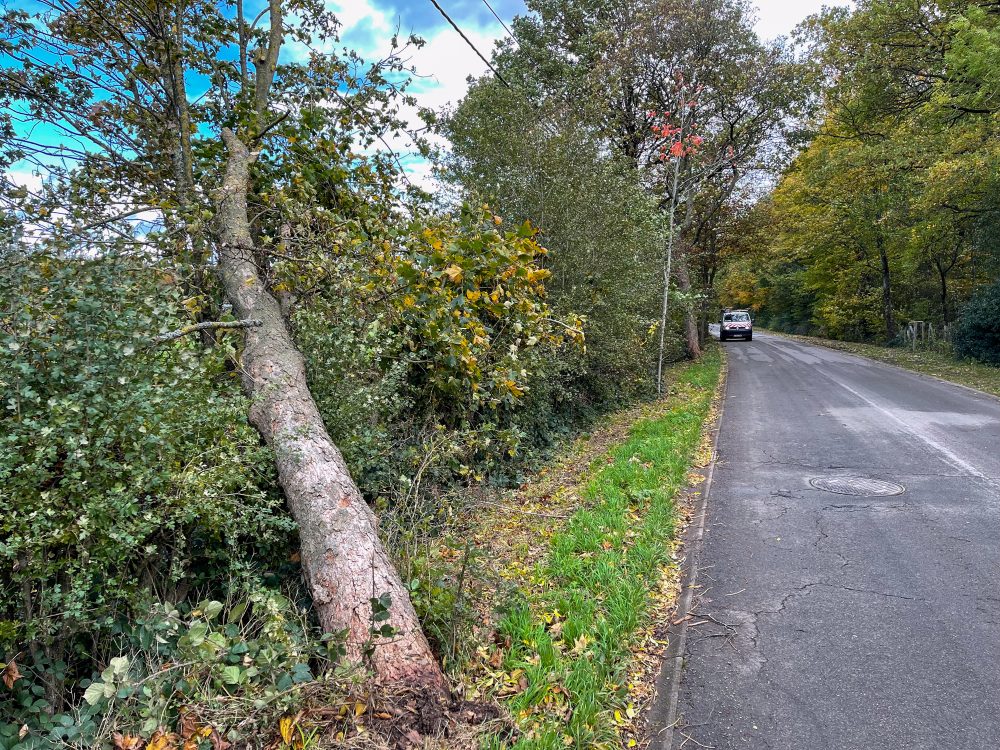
[{"xmin": 671, "ymin": 330, "xmax": 1000, "ymax": 750}]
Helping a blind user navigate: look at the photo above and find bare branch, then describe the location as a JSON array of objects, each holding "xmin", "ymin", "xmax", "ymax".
[
  {"xmin": 253, "ymin": 0, "xmax": 283, "ymax": 120},
  {"xmin": 150, "ymin": 319, "xmax": 262, "ymax": 344}
]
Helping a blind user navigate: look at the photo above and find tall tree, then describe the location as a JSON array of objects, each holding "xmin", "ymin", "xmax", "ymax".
[
  {"xmin": 472, "ymin": 0, "xmax": 805, "ymax": 359},
  {"xmin": 743, "ymin": 1, "xmax": 1000, "ymax": 340}
]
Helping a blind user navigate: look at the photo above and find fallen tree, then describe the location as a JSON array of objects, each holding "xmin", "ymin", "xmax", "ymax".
[{"xmin": 2, "ymin": 0, "xmax": 448, "ymax": 696}]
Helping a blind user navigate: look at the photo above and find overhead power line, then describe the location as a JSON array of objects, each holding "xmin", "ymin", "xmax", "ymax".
[
  {"xmin": 482, "ymin": 0, "xmax": 515, "ymax": 40},
  {"xmin": 426, "ymin": 0, "xmax": 512, "ymax": 89}
]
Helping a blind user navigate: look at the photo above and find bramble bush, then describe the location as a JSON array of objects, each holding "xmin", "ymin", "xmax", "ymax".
[
  {"xmin": 0, "ymin": 250, "xmax": 295, "ymax": 741},
  {"xmin": 1, "ymin": 586, "xmax": 346, "ymax": 749}
]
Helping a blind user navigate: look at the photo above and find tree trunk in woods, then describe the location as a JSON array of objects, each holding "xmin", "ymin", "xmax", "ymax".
[
  {"xmin": 933, "ymin": 250, "xmax": 958, "ymax": 326},
  {"xmin": 675, "ymin": 255, "xmax": 702, "ymax": 358},
  {"xmin": 214, "ymin": 129, "xmax": 448, "ymax": 696},
  {"xmin": 938, "ymin": 265, "xmax": 949, "ymax": 325},
  {"xmin": 876, "ymin": 236, "xmax": 896, "ymax": 340}
]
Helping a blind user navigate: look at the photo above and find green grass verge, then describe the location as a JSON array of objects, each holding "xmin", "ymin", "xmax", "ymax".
[
  {"xmin": 767, "ymin": 331, "xmax": 1000, "ymax": 400},
  {"xmin": 486, "ymin": 348, "xmax": 722, "ymax": 750}
]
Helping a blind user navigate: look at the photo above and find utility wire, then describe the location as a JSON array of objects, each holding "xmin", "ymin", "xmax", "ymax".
[
  {"xmin": 426, "ymin": 0, "xmax": 512, "ymax": 89},
  {"xmin": 482, "ymin": 0, "xmax": 515, "ymax": 41}
]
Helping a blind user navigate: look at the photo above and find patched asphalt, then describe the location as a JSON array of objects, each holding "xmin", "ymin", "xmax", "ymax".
[{"xmin": 664, "ymin": 331, "xmax": 1000, "ymax": 750}]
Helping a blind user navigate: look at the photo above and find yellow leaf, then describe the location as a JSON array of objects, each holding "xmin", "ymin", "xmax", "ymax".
[
  {"xmin": 504, "ymin": 379, "xmax": 524, "ymax": 398},
  {"xmin": 279, "ymin": 716, "xmax": 294, "ymax": 745},
  {"xmin": 402, "ymin": 294, "xmax": 416, "ymax": 308},
  {"xmin": 443, "ymin": 265, "xmax": 463, "ymax": 284},
  {"xmin": 466, "ymin": 289, "xmax": 482, "ymax": 302},
  {"xmin": 527, "ymin": 268, "xmax": 551, "ymax": 283},
  {"xmin": 144, "ymin": 730, "xmax": 178, "ymax": 750},
  {"xmin": 422, "ymin": 228, "xmax": 444, "ymax": 250},
  {"xmin": 354, "ymin": 702, "xmax": 367, "ymax": 717}
]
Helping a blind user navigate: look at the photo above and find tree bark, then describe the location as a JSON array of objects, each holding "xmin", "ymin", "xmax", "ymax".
[
  {"xmin": 213, "ymin": 129, "xmax": 448, "ymax": 695},
  {"xmin": 674, "ymin": 254, "xmax": 702, "ymax": 358}
]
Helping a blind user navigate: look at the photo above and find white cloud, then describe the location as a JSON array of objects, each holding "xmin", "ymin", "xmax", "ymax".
[
  {"xmin": 323, "ymin": 0, "xmax": 505, "ymax": 189},
  {"xmin": 7, "ymin": 168, "xmax": 44, "ymax": 194},
  {"xmin": 404, "ymin": 27, "xmax": 499, "ymax": 112},
  {"xmin": 326, "ymin": 0, "xmax": 501, "ymax": 102},
  {"xmin": 327, "ymin": 0, "xmax": 392, "ymax": 34},
  {"xmin": 754, "ymin": 0, "xmax": 854, "ymax": 41}
]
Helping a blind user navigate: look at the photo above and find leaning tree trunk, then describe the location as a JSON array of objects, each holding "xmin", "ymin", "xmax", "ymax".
[{"xmin": 214, "ymin": 129, "xmax": 448, "ymax": 695}]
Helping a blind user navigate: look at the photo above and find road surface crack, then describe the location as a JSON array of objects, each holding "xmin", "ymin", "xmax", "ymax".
[{"xmin": 756, "ymin": 581, "xmax": 922, "ymax": 618}]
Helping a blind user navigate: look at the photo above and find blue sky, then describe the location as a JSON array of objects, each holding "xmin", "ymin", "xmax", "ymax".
[{"xmin": 8, "ymin": 0, "xmax": 853, "ymax": 194}]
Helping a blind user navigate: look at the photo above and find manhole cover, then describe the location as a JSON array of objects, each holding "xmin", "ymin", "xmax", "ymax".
[{"xmin": 809, "ymin": 477, "xmax": 905, "ymax": 497}]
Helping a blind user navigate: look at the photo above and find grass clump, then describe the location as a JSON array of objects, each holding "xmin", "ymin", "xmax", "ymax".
[{"xmin": 477, "ymin": 348, "xmax": 722, "ymax": 749}]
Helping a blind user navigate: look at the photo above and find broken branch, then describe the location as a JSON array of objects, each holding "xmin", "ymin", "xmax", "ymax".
[{"xmin": 150, "ymin": 319, "xmax": 262, "ymax": 344}]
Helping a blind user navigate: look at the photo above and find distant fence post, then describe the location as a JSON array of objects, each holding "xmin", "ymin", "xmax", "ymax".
[
  {"xmin": 905, "ymin": 320, "xmax": 950, "ymax": 351},
  {"xmin": 907, "ymin": 320, "xmax": 917, "ymax": 351}
]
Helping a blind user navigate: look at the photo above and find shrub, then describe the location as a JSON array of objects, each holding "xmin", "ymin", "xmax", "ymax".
[
  {"xmin": 293, "ymin": 205, "xmax": 587, "ymax": 503},
  {"xmin": 1, "ymin": 587, "xmax": 343, "ymax": 749},
  {"xmin": 953, "ymin": 280, "xmax": 1000, "ymax": 365},
  {"xmin": 0, "ymin": 251, "xmax": 294, "ymax": 732}
]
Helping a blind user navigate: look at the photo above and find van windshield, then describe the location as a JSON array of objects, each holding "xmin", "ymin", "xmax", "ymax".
[{"xmin": 724, "ymin": 312, "xmax": 751, "ymax": 322}]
